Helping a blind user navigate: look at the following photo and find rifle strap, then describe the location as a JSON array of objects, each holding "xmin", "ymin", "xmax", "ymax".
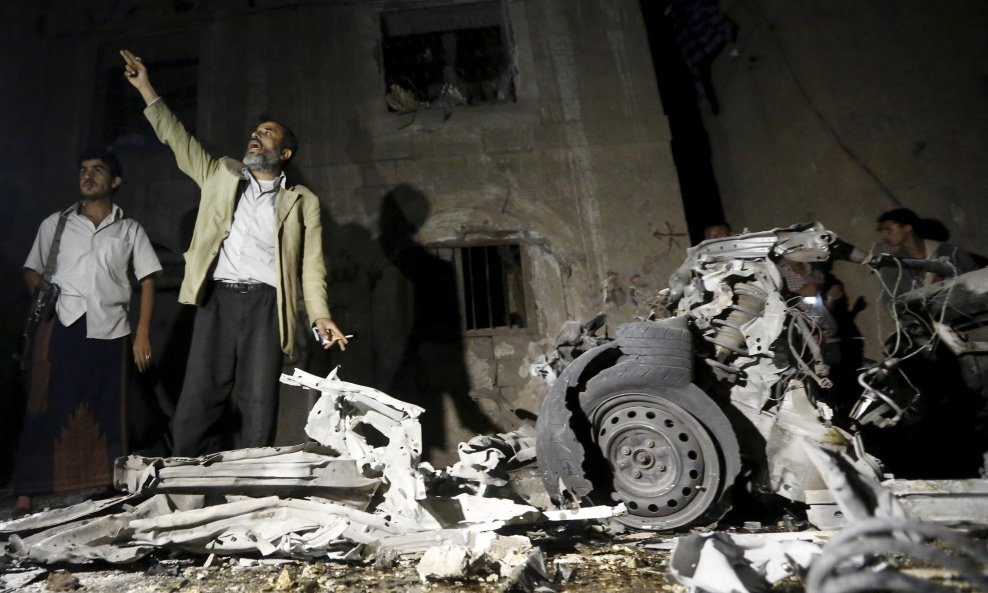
[{"xmin": 42, "ymin": 202, "xmax": 79, "ymax": 282}]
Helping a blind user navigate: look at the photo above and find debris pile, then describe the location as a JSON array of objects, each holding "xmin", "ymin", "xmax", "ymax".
[
  {"xmin": 529, "ymin": 314, "xmax": 609, "ymax": 384},
  {"xmin": 1, "ymin": 368, "xmax": 623, "ymax": 589},
  {"xmin": 663, "ymin": 442, "xmax": 988, "ymax": 593},
  {"xmin": 3, "ymin": 367, "xmax": 988, "ymax": 593},
  {"xmin": 806, "ymin": 517, "xmax": 988, "ymax": 593},
  {"xmin": 669, "ymin": 531, "xmax": 823, "ymax": 593}
]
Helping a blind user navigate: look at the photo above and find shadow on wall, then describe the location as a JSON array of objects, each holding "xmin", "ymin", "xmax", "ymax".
[
  {"xmin": 297, "ymin": 196, "xmax": 378, "ymax": 387},
  {"xmin": 373, "ymin": 185, "xmax": 498, "ymax": 460},
  {"xmin": 307, "ymin": 184, "xmax": 498, "ymax": 461}
]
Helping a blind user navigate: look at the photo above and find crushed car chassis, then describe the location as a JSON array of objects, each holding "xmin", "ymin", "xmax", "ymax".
[{"xmin": 536, "ymin": 222, "xmax": 988, "ymax": 531}]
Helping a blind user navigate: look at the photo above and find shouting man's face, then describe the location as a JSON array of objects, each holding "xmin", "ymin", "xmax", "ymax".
[{"xmin": 243, "ymin": 121, "xmax": 291, "ymax": 174}]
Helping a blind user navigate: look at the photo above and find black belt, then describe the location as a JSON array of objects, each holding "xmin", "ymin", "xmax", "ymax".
[{"xmin": 215, "ymin": 281, "xmax": 274, "ymax": 293}]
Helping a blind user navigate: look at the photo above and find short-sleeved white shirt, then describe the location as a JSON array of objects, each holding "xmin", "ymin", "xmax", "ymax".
[{"xmin": 24, "ymin": 203, "xmax": 163, "ymax": 339}]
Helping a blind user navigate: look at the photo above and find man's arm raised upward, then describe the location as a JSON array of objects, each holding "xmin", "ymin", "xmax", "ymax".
[
  {"xmin": 120, "ymin": 49, "xmax": 220, "ymax": 188},
  {"xmin": 120, "ymin": 49, "xmax": 159, "ymax": 106}
]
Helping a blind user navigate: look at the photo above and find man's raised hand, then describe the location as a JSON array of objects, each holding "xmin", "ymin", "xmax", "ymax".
[
  {"xmin": 120, "ymin": 49, "xmax": 146, "ymax": 85},
  {"xmin": 120, "ymin": 49, "xmax": 159, "ymax": 106}
]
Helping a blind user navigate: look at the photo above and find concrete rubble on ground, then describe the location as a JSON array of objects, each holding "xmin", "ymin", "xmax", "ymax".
[
  {"xmin": 666, "ymin": 436, "xmax": 988, "ymax": 593},
  {"xmin": 0, "ymin": 368, "xmax": 623, "ymax": 590},
  {"xmin": 669, "ymin": 531, "xmax": 823, "ymax": 593}
]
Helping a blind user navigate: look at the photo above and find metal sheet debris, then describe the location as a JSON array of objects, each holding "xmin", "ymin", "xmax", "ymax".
[
  {"xmin": 450, "ymin": 425, "xmax": 537, "ymax": 488},
  {"xmin": 666, "ymin": 446, "xmax": 988, "ymax": 593},
  {"xmin": 800, "ymin": 438, "xmax": 906, "ymax": 529},
  {"xmin": 0, "ymin": 368, "xmax": 626, "ymax": 573},
  {"xmin": 114, "ymin": 443, "xmax": 381, "ymax": 504},
  {"xmin": 0, "ymin": 566, "xmax": 47, "ymax": 592},
  {"xmin": 0, "ymin": 493, "xmax": 144, "ymax": 536},
  {"xmin": 668, "ymin": 531, "xmax": 822, "ymax": 593},
  {"xmin": 884, "ymin": 479, "xmax": 988, "ymax": 525},
  {"xmin": 805, "ymin": 517, "xmax": 988, "ymax": 593}
]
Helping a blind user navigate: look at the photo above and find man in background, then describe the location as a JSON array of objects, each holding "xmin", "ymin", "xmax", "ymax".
[
  {"xmin": 703, "ymin": 221, "xmax": 731, "ymax": 241},
  {"xmin": 12, "ymin": 149, "xmax": 161, "ymax": 517},
  {"xmin": 876, "ymin": 207, "xmax": 979, "ymax": 297}
]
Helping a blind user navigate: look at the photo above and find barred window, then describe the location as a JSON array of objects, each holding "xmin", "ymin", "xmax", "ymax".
[
  {"xmin": 381, "ymin": 2, "xmax": 516, "ymax": 112},
  {"xmin": 434, "ymin": 244, "xmax": 529, "ymax": 333}
]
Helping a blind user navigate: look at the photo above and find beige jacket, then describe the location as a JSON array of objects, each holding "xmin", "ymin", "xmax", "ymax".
[{"xmin": 145, "ymin": 99, "xmax": 331, "ymax": 356}]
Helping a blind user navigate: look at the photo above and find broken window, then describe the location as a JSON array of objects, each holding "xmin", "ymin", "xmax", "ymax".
[
  {"xmin": 434, "ymin": 244, "xmax": 529, "ymax": 333},
  {"xmin": 381, "ymin": 2, "xmax": 516, "ymax": 112}
]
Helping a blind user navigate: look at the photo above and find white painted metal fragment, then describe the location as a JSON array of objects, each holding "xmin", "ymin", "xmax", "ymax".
[
  {"xmin": 450, "ymin": 425, "xmax": 537, "ymax": 486},
  {"xmin": 668, "ymin": 532, "xmax": 822, "ymax": 593},
  {"xmin": 4, "ymin": 368, "xmax": 631, "ymax": 567},
  {"xmin": 543, "ymin": 502, "xmax": 627, "ymax": 521}
]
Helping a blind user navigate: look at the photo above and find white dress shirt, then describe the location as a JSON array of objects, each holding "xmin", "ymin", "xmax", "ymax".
[
  {"xmin": 212, "ymin": 169, "xmax": 285, "ymax": 287},
  {"xmin": 24, "ymin": 203, "xmax": 163, "ymax": 339}
]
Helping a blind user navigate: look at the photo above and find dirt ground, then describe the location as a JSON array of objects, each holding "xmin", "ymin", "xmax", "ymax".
[
  {"xmin": 0, "ymin": 487, "xmax": 700, "ymax": 593},
  {"xmin": 2, "ymin": 520, "xmax": 695, "ymax": 593},
  {"xmin": 3, "ymin": 488, "xmax": 979, "ymax": 593},
  {"xmin": 1, "ymin": 542, "xmax": 691, "ymax": 593}
]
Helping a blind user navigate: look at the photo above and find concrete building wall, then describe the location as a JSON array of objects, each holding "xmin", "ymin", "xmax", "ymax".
[
  {"xmin": 0, "ymin": 0, "xmax": 686, "ymax": 467},
  {"xmin": 703, "ymin": 0, "xmax": 988, "ymax": 355}
]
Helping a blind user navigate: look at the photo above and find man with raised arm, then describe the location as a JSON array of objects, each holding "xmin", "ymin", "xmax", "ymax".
[{"xmin": 120, "ymin": 49, "xmax": 347, "ymax": 456}]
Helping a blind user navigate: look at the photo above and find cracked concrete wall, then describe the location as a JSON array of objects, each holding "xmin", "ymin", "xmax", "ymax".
[
  {"xmin": 0, "ymin": 0, "xmax": 685, "ymax": 467},
  {"xmin": 321, "ymin": 0, "xmax": 687, "ymax": 463},
  {"xmin": 703, "ymin": 0, "xmax": 988, "ymax": 357}
]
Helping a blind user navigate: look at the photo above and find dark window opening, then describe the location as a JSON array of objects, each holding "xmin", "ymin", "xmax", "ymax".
[
  {"xmin": 461, "ymin": 244, "xmax": 527, "ymax": 331},
  {"xmin": 434, "ymin": 244, "xmax": 528, "ymax": 332},
  {"xmin": 381, "ymin": 2, "xmax": 516, "ymax": 112}
]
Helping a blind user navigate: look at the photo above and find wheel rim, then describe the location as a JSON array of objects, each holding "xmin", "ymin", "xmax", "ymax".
[{"xmin": 592, "ymin": 393, "xmax": 723, "ymax": 530}]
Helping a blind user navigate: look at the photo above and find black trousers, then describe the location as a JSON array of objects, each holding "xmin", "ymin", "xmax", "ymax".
[{"xmin": 171, "ymin": 283, "xmax": 282, "ymax": 457}]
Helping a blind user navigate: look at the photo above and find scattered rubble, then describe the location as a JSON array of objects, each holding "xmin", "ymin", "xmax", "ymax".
[
  {"xmin": 1, "ymin": 537, "xmax": 685, "ymax": 593},
  {"xmin": 669, "ymin": 531, "xmax": 822, "ymax": 593},
  {"xmin": 1, "ymin": 368, "xmax": 626, "ymax": 592},
  {"xmin": 805, "ymin": 517, "xmax": 988, "ymax": 593},
  {"xmin": 44, "ymin": 570, "xmax": 80, "ymax": 591},
  {"xmin": 0, "ymin": 320, "xmax": 988, "ymax": 593}
]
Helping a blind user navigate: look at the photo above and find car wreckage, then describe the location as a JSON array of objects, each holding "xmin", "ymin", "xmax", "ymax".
[
  {"xmin": 3, "ymin": 223, "xmax": 988, "ymax": 593},
  {"xmin": 536, "ymin": 222, "xmax": 988, "ymax": 531}
]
